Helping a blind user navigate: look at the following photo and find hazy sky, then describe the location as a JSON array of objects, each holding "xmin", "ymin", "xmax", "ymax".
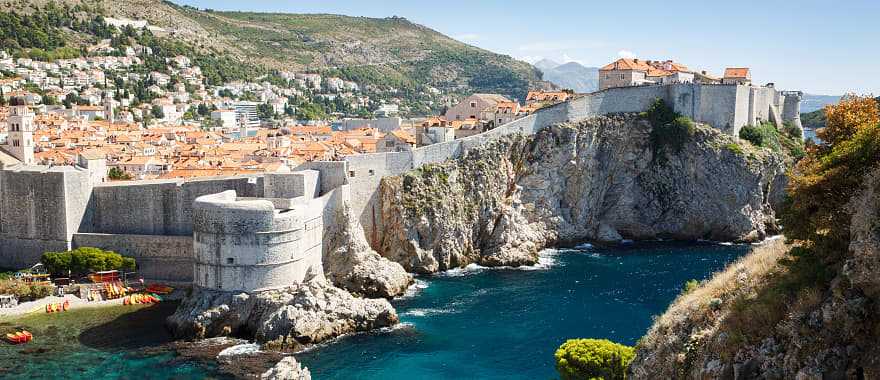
[{"xmin": 175, "ymin": 0, "xmax": 879, "ymax": 95}]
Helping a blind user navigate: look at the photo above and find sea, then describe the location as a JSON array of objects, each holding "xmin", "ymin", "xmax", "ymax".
[{"xmin": 0, "ymin": 241, "xmax": 749, "ymax": 379}]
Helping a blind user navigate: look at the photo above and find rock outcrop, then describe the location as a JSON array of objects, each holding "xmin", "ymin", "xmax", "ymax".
[
  {"xmin": 166, "ymin": 279, "xmax": 398, "ymax": 350},
  {"xmin": 379, "ymin": 115, "xmax": 787, "ymax": 273},
  {"xmin": 628, "ymin": 168, "xmax": 880, "ymax": 379},
  {"xmin": 324, "ymin": 202, "xmax": 412, "ymax": 298},
  {"xmin": 261, "ymin": 357, "xmax": 311, "ymax": 380}
]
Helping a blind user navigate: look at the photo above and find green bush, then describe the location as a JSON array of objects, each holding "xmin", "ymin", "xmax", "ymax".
[
  {"xmin": 0, "ymin": 280, "xmax": 53, "ymax": 301},
  {"xmin": 555, "ymin": 338, "xmax": 634, "ymax": 380},
  {"xmin": 738, "ymin": 122, "xmax": 804, "ymax": 159},
  {"xmin": 723, "ymin": 143, "xmax": 744, "ymax": 156},
  {"xmin": 683, "ymin": 279, "xmax": 701, "ymax": 294},
  {"xmin": 41, "ymin": 247, "xmax": 136, "ymax": 277},
  {"xmin": 643, "ymin": 99, "xmax": 696, "ymax": 160}
]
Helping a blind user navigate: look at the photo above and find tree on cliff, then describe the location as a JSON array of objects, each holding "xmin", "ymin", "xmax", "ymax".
[
  {"xmin": 784, "ymin": 95, "xmax": 880, "ymax": 256},
  {"xmin": 41, "ymin": 247, "xmax": 136, "ymax": 277},
  {"xmin": 555, "ymin": 339, "xmax": 634, "ymax": 380}
]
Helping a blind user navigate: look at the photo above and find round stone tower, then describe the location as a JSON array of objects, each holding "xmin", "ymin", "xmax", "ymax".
[
  {"xmin": 192, "ymin": 190, "xmax": 324, "ymax": 292},
  {"xmin": 781, "ymin": 91, "xmax": 804, "ymax": 139}
]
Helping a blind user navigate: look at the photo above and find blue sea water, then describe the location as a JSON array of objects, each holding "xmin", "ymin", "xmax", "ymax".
[
  {"xmin": 0, "ymin": 242, "xmax": 748, "ymax": 379},
  {"xmin": 297, "ymin": 242, "xmax": 749, "ymax": 380}
]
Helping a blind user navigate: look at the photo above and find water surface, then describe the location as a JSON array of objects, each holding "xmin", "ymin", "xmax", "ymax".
[{"xmin": 298, "ymin": 242, "xmax": 749, "ymax": 379}]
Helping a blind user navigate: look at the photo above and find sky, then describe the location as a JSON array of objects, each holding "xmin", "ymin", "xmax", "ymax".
[{"xmin": 174, "ymin": 0, "xmax": 880, "ymax": 95}]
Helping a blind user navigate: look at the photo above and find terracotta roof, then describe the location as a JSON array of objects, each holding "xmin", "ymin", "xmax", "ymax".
[{"xmin": 723, "ymin": 68, "xmax": 750, "ymax": 79}]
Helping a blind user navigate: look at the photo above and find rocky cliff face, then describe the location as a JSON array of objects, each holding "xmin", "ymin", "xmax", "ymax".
[
  {"xmin": 323, "ymin": 201, "xmax": 413, "ymax": 298},
  {"xmin": 628, "ymin": 169, "xmax": 880, "ymax": 379},
  {"xmin": 379, "ymin": 115, "xmax": 788, "ymax": 274}
]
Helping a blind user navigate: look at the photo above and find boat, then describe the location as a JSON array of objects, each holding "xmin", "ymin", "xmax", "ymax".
[
  {"xmin": 5, "ymin": 331, "xmax": 32, "ymax": 344},
  {"xmin": 146, "ymin": 284, "xmax": 174, "ymax": 295}
]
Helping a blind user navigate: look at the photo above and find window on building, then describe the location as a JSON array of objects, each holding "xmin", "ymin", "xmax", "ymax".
[
  {"xmin": 385, "ymin": 141, "xmax": 394, "ymax": 147},
  {"xmin": 349, "ymin": 170, "xmax": 355, "ymax": 177},
  {"xmin": 619, "ymin": 74, "xmax": 625, "ymax": 80},
  {"xmin": 605, "ymin": 74, "xmax": 610, "ymax": 80},
  {"xmin": 368, "ymin": 169, "xmax": 375, "ymax": 176},
  {"xmin": 226, "ymin": 258, "xmax": 234, "ymax": 265},
  {"xmin": 470, "ymin": 102, "xmax": 477, "ymax": 108}
]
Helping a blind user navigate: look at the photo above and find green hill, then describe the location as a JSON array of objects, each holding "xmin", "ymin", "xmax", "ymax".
[{"xmin": 2, "ymin": 0, "xmax": 544, "ymax": 101}]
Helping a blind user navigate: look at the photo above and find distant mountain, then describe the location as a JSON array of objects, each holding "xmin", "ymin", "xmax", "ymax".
[
  {"xmin": 534, "ymin": 59, "xmax": 561, "ymax": 72},
  {"xmin": 801, "ymin": 94, "xmax": 842, "ymax": 113},
  {"xmin": 536, "ymin": 61, "xmax": 599, "ymax": 93}
]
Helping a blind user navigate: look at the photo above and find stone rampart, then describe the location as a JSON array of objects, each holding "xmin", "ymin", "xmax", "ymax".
[
  {"xmin": 0, "ymin": 165, "xmax": 92, "ymax": 267},
  {"xmin": 72, "ymin": 233, "xmax": 193, "ymax": 283},
  {"xmin": 191, "ymin": 187, "xmax": 333, "ymax": 292},
  {"xmin": 84, "ymin": 175, "xmax": 263, "ymax": 236}
]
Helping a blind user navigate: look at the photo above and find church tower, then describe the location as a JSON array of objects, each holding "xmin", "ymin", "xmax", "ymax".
[
  {"xmin": 6, "ymin": 97, "xmax": 35, "ymax": 165},
  {"xmin": 103, "ymin": 93, "xmax": 115, "ymax": 123}
]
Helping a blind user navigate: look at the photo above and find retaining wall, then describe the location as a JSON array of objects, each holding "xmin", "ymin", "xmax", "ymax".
[{"xmin": 72, "ymin": 233, "xmax": 193, "ymax": 283}]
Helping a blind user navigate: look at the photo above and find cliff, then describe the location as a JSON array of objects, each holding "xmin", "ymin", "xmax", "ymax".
[
  {"xmin": 628, "ymin": 168, "xmax": 880, "ymax": 379},
  {"xmin": 378, "ymin": 114, "xmax": 788, "ymax": 274}
]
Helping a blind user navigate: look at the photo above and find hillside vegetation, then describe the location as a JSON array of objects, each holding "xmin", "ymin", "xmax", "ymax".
[
  {"xmin": 629, "ymin": 95, "xmax": 880, "ymax": 379},
  {"xmin": 3, "ymin": 0, "xmax": 543, "ymax": 100}
]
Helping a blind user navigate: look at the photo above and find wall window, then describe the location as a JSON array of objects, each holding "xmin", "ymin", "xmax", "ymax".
[
  {"xmin": 349, "ymin": 170, "xmax": 355, "ymax": 177},
  {"xmin": 226, "ymin": 258, "xmax": 234, "ymax": 264},
  {"xmin": 619, "ymin": 74, "xmax": 625, "ymax": 80},
  {"xmin": 368, "ymin": 169, "xmax": 375, "ymax": 176},
  {"xmin": 605, "ymin": 74, "xmax": 609, "ymax": 80},
  {"xmin": 470, "ymin": 102, "xmax": 477, "ymax": 108}
]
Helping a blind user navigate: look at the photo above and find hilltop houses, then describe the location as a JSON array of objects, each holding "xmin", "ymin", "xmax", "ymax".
[
  {"xmin": 598, "ymin": 58, "xmax": 695, "ymax": 90},
  {"xmin": 722, "ymin": 68, "xmax": 752, "ymax": 85}
]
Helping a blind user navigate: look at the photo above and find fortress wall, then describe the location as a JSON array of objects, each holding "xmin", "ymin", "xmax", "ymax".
[
  {"xmin": 72, "ymin": 233, "xmax": 193, "ymax": 283},
  {"xmin": 192, "ymin": 189, "xmax": 328, "ymax": 292},
  {"xmin": 87, "ymin": 175, "xmax": 262, "ymax": 236},
  {"xmin": 292, "ymin": 161, "xmax": 348, "ymax": 195},
  {"xmin": 0, "ymin": 167, "xmax": 92, "ymax": 268},
  {"xmin": 264, "ymin": 171, "xmax": 320, "ymax": 199},
  {"xmin": 344, "ymin": 151, "xmax": 413, "ymax": 246},
  {"xmin": 692, "ymin": 85, "xmax": 742, "ymax": 135}
]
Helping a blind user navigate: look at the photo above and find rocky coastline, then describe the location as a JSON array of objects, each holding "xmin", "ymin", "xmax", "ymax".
[{"xmin": 378, "ymin": 114, "xmax": 788, "ymax": 274}]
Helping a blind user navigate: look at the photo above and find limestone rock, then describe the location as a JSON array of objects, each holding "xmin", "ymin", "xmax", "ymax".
[
  {"xmin": 324, "ymin": 202, "xmax": 412, "ymax": 298},
  {"xmin": 261, "ymin": 357, "xmax": 311, "ymax": 380},
  {"xmin": 166, "ymin": 279, "xmax": 398, "ymax": 350},
  {"xmin": 628, "ymin": 168, "xmax": 880, "ymax": 379},
  {"xmin": 379, "ymin": 115, "xmax": 787, "ymax": 273}
]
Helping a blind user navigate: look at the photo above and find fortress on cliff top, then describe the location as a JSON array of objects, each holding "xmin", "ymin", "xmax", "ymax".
[{"xmin": 0, "ymin": 82, "xmax": 802, "ymax": 289}]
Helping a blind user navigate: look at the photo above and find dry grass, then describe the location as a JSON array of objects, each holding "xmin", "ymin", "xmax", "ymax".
[{"xmin": 638, "ymin": 238, "xmax": 792, "ymax": 357}]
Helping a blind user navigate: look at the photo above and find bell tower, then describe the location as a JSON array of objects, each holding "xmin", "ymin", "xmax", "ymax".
[{"xmin": 6, "ymin": 97, "xmax": 35, "ymax": 165}]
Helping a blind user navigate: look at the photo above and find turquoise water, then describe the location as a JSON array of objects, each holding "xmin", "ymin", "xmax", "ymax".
[
  {"xmin": 0, "ymin": 242, "xmax": 748, "ymax": 379},
  {"xmin": 297, "ymin": 242, "xmax": 749, "ymax": 379}
]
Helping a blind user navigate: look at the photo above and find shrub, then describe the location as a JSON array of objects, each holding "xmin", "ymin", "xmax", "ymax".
[
  {"xmin": 683, "ymin": 279, "xmax": 700, "ymax": 294},
  {"xmin": 41, "ymin": 247, "xmax": 136, "ymax": 277},
  {"xmin": 555, "ymin": 338, "xmax": 634, "ymax": 380},
  {"xmin": 644, "ymin": 98, "xmax": 696, "ymax": 160},
  {"xmin": 0, "ymin": 279, "xmax": 53, "ymax": 301},
  {"xmin": 723, "ymin": 143, "xmax": 744, "ymax": 156},
  {"xmin": 739, "ymin": 122, "xmax": 804, "ymax": 160}
]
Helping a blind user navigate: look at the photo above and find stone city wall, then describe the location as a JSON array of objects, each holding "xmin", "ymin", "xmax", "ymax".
[
  {"xmin": 72, "ymin": 233, "xmax": 193, "ymax": 283},
  {"xmin": 84, "ymin": 175, "xmax": 264, "ymax": 236},
  {"xmin": 0, "ymin": 166, "xmax": 92, "ymax": 268},
  {"xmin": 191, "ymin": 187, "xmax": 336, "ymax": 292}
]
